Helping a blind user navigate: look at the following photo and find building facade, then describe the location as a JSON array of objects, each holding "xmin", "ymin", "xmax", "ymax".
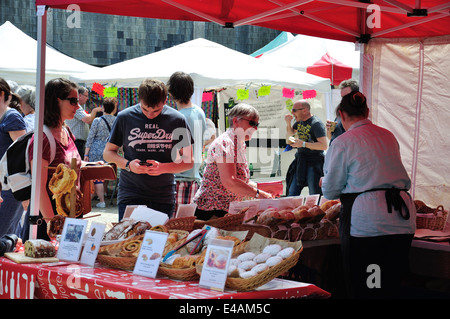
[{"xmin": 1, "ymin": 1, "xmax": 280, "ymax": 66}]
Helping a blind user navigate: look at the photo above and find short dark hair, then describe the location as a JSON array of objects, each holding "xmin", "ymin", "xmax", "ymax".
[
  {"xmin": 103, "ymin": 97, "xmax": 117, "ymax": 114},
  {"xmin": 336, "ymin": 90, "xmax": 369, "ymax": 119},
  {"xmin": 167, "ymin": 71, "xmax": 194, "ymax": 105},
  {"xmin": 138, "ymin": 79, "xmax": 167, "ymax": 108},
  {"xmin": 44, "ymin": 78, "xmax": 78, "ymax": 128}
]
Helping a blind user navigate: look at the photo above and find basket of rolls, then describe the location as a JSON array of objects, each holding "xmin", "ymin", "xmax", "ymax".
[
  {"xmin": 159, "ymin": 227, "xmax": 247, "ymax": 281},
  {"xmin": 97, "ymin": 225, "xmax": 189, "ymax": 271},
  {"xmin": 415, "ymin": 200, "xmax": 448, "ymax": 231},
  {"xmin": 197, "ymin": 233, "xmax": 303, "ymax": 292}
]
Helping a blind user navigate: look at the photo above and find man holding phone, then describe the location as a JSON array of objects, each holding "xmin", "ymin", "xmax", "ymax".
[{"xmin": 103, "ymin": 79, "xmax": 194, "ymax": 220}]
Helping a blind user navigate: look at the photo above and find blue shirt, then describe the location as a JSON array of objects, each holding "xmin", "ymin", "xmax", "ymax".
[
  {"xmin": 321, "ymin": 119, "xmax": 416, "ymax": 237},
  {"xmin": 175, "ymin": 105, "xmax": 206, "ymax": 181},
  {"xmin": 0, "ymin": 108, "xmax": 26, "ymax": 157}
]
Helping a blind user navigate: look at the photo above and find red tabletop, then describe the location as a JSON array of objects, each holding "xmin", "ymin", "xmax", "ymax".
[{"xmin": 0, "ymin": 257, "xmax": 330, "ymax": 299}]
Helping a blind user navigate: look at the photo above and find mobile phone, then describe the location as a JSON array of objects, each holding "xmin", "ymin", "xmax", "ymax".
[{"xmin": 139, "ymin": 161, "xmax": 152, "ymax": 166}]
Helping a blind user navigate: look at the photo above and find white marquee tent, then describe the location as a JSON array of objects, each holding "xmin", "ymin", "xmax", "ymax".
[
  {"xmin": 71, "ymin": 37, "xmax": 331, "ymax": 94},
  {"xmin": 0, "ymin": 21, "xmax": 98, "ymax": 85},
  {"xmin": 257, "ymin": 34, "xmax": 361, "ymax": 87}
]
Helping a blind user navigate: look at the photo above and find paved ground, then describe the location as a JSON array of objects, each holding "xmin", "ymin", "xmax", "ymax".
[{"xmin": 84, "ymin": 197, "xmax": 119, "ymax": 232}]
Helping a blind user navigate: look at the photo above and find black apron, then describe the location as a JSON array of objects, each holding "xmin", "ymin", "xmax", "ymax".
[{"xmin": 339, "ymin": 187, "xmax": 410, "ymax": 296}]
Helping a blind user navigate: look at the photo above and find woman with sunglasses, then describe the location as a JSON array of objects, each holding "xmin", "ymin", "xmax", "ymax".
[
  {"xmin": 0, "ymin": 77, "xmax": 27, "ymax": 238},
  {"xmin": 21, "ymin": 78, "xmax": 82, "ymax": 241},
  {"xmin": 193, "ymin": 103, "xmax": 273, "ymax": 220}
]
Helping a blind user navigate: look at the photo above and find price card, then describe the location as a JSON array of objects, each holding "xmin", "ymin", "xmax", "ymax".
[
  {"xmin": 199, "ymin": 238, "xmax": 234, "ymax": 292},
  {"xmin": 57, "ymin": 218, "xmax": 88, "ymax": 262},
  {"xmin": 80, "ymin": 222, "xmax": 106, "ymax": 266},
  {"xmin": 133, "ymin": 231, "xmax": 168, "ymax": 278}
]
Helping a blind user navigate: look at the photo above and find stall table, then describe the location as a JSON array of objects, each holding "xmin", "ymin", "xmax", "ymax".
[{"xmin": 0, "ymin": 257, "xmax": 330, "ymax": 299}]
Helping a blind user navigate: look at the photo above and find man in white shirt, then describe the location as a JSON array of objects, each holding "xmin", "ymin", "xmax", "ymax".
[{"xmin": 65, "ymin": 87, "xmax": 102, "ymax": 157}]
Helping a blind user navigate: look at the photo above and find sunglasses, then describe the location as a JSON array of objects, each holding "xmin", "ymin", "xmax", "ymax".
[
  {"xmin": 62, "ymin": 97, "xmax": 79, "ymax": 106},
  {"xmin": 240, "ymin": 118, "xmax": 260, "ymax": 128},
  {"xmin": 292, "ymin": 108, "xmax": 305, "ymax": 112}
]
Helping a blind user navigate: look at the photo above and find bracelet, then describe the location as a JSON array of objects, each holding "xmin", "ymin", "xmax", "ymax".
[{"xmin": 302, "ymin": 141, "xmax": 306, "ymax": 148}]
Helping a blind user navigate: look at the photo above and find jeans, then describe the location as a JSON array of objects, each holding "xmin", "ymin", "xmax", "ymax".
[
  {"xmin": 288, "ymin": 163, "xmax": 323, "ymax": 196},
  {"xmin": 118, "ymin": 199, "xmax": 175, "ymax": 221}
]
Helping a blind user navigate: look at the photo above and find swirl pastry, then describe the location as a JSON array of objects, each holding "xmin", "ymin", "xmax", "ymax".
[
  {"xmin": 150, "ymin": 225, "xmax": 169, "ymax": 233},
  {"xmin": 172, "ymin": 255, "xmax": 200, "ymax": 269},
  {"xmin": 54, "ymin": 190, "xmax": 83, "ymax": 217},
  {"xmin": 216, "ymin": 236, "xmax": 241, "ymax": 246},
  {"xmin": 49, "ymin": 163, "xmax": 77, "ymax": 196},
  {"xmin": 47, "ymin": 215, "xmax": 66, "ymax": 238},
  {"xmin": 120, "ymin": 237, "xmax": 143, "ymax": 257}
]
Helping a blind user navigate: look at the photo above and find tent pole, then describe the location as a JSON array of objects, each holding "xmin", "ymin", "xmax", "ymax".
[{"xmin": 29, "ymin": 5, "xmax": 47, "ymax": 240}]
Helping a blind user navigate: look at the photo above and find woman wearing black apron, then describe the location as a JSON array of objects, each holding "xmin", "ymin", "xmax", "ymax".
[{"xmin": 321, "ymin": 91, "xmax": 416, "ymax": 299}]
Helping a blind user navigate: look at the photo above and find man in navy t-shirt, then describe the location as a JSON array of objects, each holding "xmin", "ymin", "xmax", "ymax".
[
  {"xmin": 285, "ymin": 100, "xmax": 327, "ymax": 196},
  {"xmin": 104, "ymin": 79, "xmax": 194, "ymax": 220}
]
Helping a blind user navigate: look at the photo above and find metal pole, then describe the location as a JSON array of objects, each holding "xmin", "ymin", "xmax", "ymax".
[{"xmin": 29, "ymin": 5, "xmax": 47, "ymax": 240}]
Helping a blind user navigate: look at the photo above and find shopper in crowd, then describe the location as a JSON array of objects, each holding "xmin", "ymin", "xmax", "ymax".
[
  {"xmin": 0, "ymin": 78, "xmax": 27, "ymax": 238},
  {"xmin": 167, "ymin": 71, "xmax": 207, "ymax": 214},
  {"xmin": 103, "ymin": 79, "xmax": 194, "ymax": 220},
  {"xmin": 326, "ymin": 79, "xmax": 359, "ymax": 145},
  {"xmin": 321, "ymin": 90, "xmax": 416, "ymax": 299},
  {"xmin": 17, "ymin": 86, "xmax": 36, "ymax": 132},
  {"xmin": 23, "ymin": 78, "xmax": 82, "ymax": 240},
  {"xmin": 65, "ymin": 86, "xmax": 102, "ymax": 157},
  {"xmin": 193, "ymin": 103, "xmax": 273, "ymax": 220},
  {"xmin": 285, "ymin": 99, "xmax": 327, "ymax": 196},
  {"xmin": 84, "ymin": 97, "xmax": 117, "ymax": 208}
]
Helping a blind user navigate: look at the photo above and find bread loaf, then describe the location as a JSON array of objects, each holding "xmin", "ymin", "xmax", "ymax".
[{"xmin": 24, "ymin": 240, "xmax": 56, "ymax": 258}]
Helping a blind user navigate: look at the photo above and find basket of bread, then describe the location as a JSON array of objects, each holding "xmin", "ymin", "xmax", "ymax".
[
  {"xmin": 415, "ymin": 200, "xmax": 448, "ymax": 231},
  {"xmin": 159, "ymin": 226, "xmax": 248, "ymax": 281},
  {"xmin": 97, "ymin": 223, "xmax": 189, "ymax": 271},
  {"xmin": 197, "ymin": 233, "xmax": 302, "ymax": 291},
  {"xmin": 245, "ymin": 199, "xmax": 341, "ymax": 241}
]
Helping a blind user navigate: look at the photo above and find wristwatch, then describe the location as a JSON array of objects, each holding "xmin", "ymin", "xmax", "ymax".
[
  {"xmin": 125, "ymin": 160, "xmax": 131, "ymax": 172},
  {"xmin": 302, "ymin": 141, "xmax": 306, "ymax": 148},
  {"xmin": 255, "ymin": 189, "xmax": 260, "ymax": 198}
]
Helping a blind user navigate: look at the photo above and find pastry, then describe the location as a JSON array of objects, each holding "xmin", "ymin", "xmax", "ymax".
[
  {"xmin": 54, "ymin": 190, "xmax": 84, "ymax": 217},
  {"xmin": 227, "ymin": 265, "xmax": 239, "ymax": 277},
  {"xmin": 324, "ymin": 203, "xmax": 341, "ymax": 221},
  {"xmin": 167, "ymin": 232, "xmax": 179, "ymax": 244},
  {"xmin": 239, "ymin": 260, "xmax": 257, "ymax": 271},
  {"xmin": 265, "ymin": 256, "xmax": 283, "ymax": 267},
  {"xmin": 253, "ymin": 252, "xmax": 271, "ymax": 264},
  {"xmin": 126, "ymin": 221, "xmax": 152, "ymax": 238},
  {"xmin": 102, "ymin": 218, "xmax": 136, "ymax": 241},
  {"xmin": 251, "ymin": 263, "xmax": 269, "ymax": 274},
  {"xmin": 47, "ymin": 215, "xmax": 66, "ymax": 238},
  {"xmin": 277, "ymin": 247, "xmax": 295, "ymax": 259},
  {"xmin": 229, "ymin": 258, "xmax": 241, "ymax": 267},
  {"xmin": 240, "ymin": 270, "xmax": 257, "ymax": 279},
  {"xmin": 172, "ymin": 255, "xmax": 199, "ymax": 269},
  {"xmin": 256, "ymin": 208, "xmax": 281, "ymax": 225},
  {"xmin": 24, "ymin": 239, "xmax": 56, "ymax": 258},
  {"xmin": 320, "ymin": 200, "xmax": 340, "ymax": 212},
  {"xmin": 307, "ymin": 205, "xmax": 326, "ymax": 222},
  {"xmin": 292, "ymin": 206, "xmax": 312, "ymax": 223},
  {"xmin": 150, "ymin": 224, "xmax": 169, "ymax": 233},
  {"xmin": 119, "ymin": 236, "xmax": 143, "ymax": 257},
  {"xmin": 48, "ymin": 163, "xmax": 77, "ymax": 196},
  {"xmin": 237, "ymin": 252, "xmax": 256, "ymax": 262},
  {"xmin": 263, "ymin": 244, "xmax": 282, "ymax": 256}
]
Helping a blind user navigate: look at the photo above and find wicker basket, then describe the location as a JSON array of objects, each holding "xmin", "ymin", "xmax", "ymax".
[
  {"xmin": 193, "ymin": 211, "xmax": 246, "ymax": 230},
  {"xmin": 165, "ymin": 216, "xmax": 196, "ymax": 231},
  {"xmin": 225, "ymin": 248, "xmax": 302, "ymax": 291},
  {"xmin": 97, "ymin": 254, "xmax": 137, "ymax": 271},
  {"xmin": 158, "ymin": 265, "xmax": 201, "ymax": 281},
  {"xmin": 416, "ymin": 206, "xmax": 448, "ymax": 231}
]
